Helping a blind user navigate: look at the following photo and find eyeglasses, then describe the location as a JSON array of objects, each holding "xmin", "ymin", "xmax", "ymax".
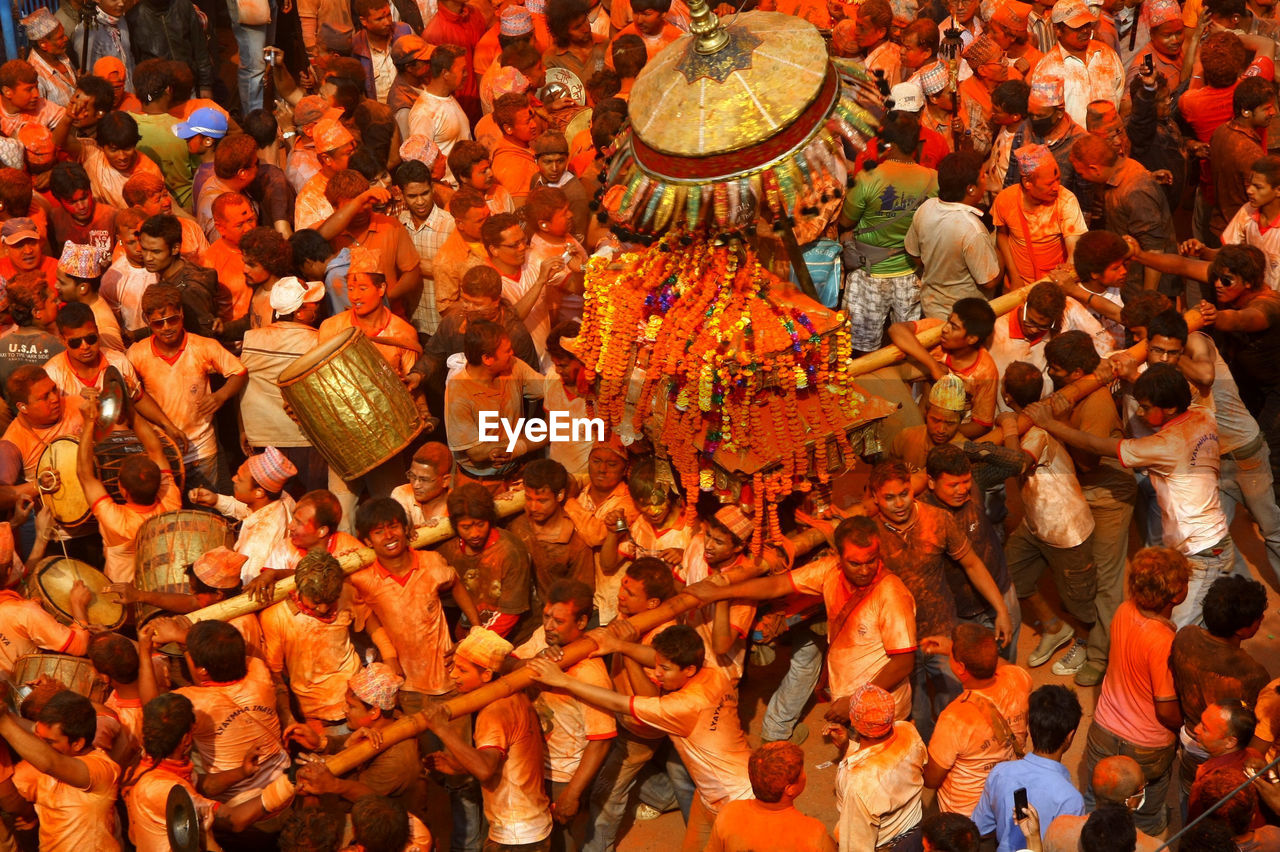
[
  {"xmin": 498, "ymin": 239, "xmax": 528, "ymax": 250},
  {"xmin": 148, "ymin": 314, "xmax": 183, "ymax": 329},
  {"xmin": 66, "ymin": 333, "xmax": 98, "ymax": 349},
  {"xmin": 406, "ymin": 473, "xmax": 439, "ymax": 484}
]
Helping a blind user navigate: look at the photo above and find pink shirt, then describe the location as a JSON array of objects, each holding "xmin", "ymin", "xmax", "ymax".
[{"xmin": 1092, "ymin": 601, "xmax": 1178, "ymax": 747}]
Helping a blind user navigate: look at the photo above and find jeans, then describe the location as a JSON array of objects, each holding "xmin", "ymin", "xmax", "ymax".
[
  {"xmin": 400, "ymin": 690, "xmax": 486, "ymax": 852},
  {"xmin": 549, "ymin": 780, "xmax": 588, "ymax": 852},
  {"xmin": 1082, "ymin": 722, "xmax": 1176, "ymax": 835},
  {"xmin": 583, "ymin": 728, "xmax": 664, "ymax": 852},
  {"xmin": 1083, "ymin": 486, "xmax": 1134, "ymax": 668},
  {"xmin": 911, "ymin": 647, "xmax": 961, "ymax": 743},
  {"xmin": 760, "ymin": 625, "xmax": 825, "ymax": 742},
  {"xmin": 1220, "ymin": 439, "xmax": 1280, "ymax": 586},
  {"xmin": 187, "ymin": 452, "xmax": 231, "ymax": 497},
  {"xmin": 1135, "ymin": 472, "xmax": 1164, "ymax": 547},
  {"xmin": 1173, "ymin": 536, "xmax": 1237, "ymax": 628},
  {"xmin": 226, "ymin": 0, "xmax": 278, "ymax": 114},
  {"xmin": 963, "ymin": 584, "xmax": 1022, "ymax": 664}
]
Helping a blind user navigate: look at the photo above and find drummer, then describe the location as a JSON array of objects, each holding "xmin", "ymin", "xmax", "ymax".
[
  {"xmin": 316, "ymin": 246, "xmax": 428, "ymax": 502},
  {"xmin": 113, "ymin": 547, "xmax": 267, "ymax": 659},
  {"xmin": 75, "ymin": 398, "xmax": 179, "ymax": 583},
  {"xmin": 0, "ymin": 365, "xmax": 100, "ymax": 562},
  {"xmin": 46, "ymin": 302, "xmax": 187, "ymax": 446},
  {"xmin": 189, "ymin": 446, "xmax": 298, "ymax": 586}
]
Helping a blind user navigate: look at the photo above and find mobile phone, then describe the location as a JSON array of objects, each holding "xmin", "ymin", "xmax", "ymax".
[
  {"xmin": 1143, "ymin": 53, "xmax": 1154, "ymax": 74},
  {"xmin": 1014, "ymin": 787, "xmax": 1029, "ymax": 820}
]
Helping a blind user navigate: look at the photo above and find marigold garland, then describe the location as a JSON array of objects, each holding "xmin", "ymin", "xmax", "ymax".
[{"xmin": 575, "ymin": 232, "xmax": 870, "ymax": 543}]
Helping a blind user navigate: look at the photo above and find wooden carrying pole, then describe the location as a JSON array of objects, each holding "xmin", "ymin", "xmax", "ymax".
[
  {"xmin": 846, "ymin": 284, "xmax": 1033, "ymax": 377},
  {"xmin": 977, "ymin": 307, "xmax": 1205, "ymax": 443},
  {"xmin": 321, "ymin": 527, "xmax": 829, "ymax": 776},
  {"xmin": 186, "ymin": 490, "xmax": 529, "ymax": 624}
]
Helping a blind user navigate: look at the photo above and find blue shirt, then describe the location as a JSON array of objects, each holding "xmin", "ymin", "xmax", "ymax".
[{"xmin": 973, "ymin": 753, "xmax": 1084, "ymax": 852}]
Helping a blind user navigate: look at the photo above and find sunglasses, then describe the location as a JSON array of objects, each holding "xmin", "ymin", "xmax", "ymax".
[
  {"xmin": 148, "ymin": 314, "xmax": 183, "ymax": 329},
  {"xmin": 66, "ymin": 333, "xmax": 98, "ymax": 349}
]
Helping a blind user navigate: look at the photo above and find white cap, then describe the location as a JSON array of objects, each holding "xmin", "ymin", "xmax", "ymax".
[
  {"xmin": 270, "ymin": 277, "xmax": 326, "ymax": 316},
  {"xmin": 889, "ymin": 81, "xmax": 925, "ymax": 114}
]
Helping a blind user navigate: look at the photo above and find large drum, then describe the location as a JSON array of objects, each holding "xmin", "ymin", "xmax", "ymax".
[
  {"xmin": 36, "ymin": 430, "xmax": 185, "ymax": 527},
  {"xmin": 134, "ymin": 510, "xmax": 235, "ymax": 626},
  {"xmin": 11, "ymin": 653, "xmax": 107, "ymax": 706},
  {"xmin": 23, "ymin": 556, "xmax": 124, "ymax": 630},
  {"xmin": 278, "ymin": 328, "xmax": 425, "ymax": 480}
]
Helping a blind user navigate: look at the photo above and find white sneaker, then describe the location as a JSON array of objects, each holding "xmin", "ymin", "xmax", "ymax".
[
  {"xmin": 1028, "ymin": 622, "xmax": 1074, "ymax": 667},
  {"xmin": 634, "ymin": 804, "xmax": 663, "ymax": 821},
  {"xmin": 1051, "ymin": 640, "xmax": 1088, "ymax": 676}
]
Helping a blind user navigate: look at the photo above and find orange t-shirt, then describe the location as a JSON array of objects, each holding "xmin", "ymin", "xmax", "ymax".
[
  {"xmin": 706, "ymin": 799, "xmax": 836, "ymax": 852},
  {"xmin": 43, "ymin": 348, "xmax": 141, "ymax": 400},
  {"xmin": 174, "ymin": 656, "xmax": 287, "ymax": 796},
  {"xmin": 204, "ymin": 239, "xmax": 249, "ymax": 322},
  {"xmin": 318, "ymin": 310, "xmax": 422, "ymax": 380},
  {"xmin": 125, "ymin": 759, "xmax": 219, "ymax": 852},
  {"xmin": 105, "ymin": 692, "xmax": 143, "ymax": 744},
  {"xmin": 13, "ymin": 748, "xmax": 121, "ymax": 852},
  {"xmin": 788, "ymin": 560, "xmax": 917, "ymax": 719},
  {"xmin": 491, "ymin": 139, "xmax": 540, "ymax": 204},
  {"xmin": 1, "ymin": 405, "xmax": 84, "ymax": 481},
  {"xmin": 911, "ymin": 317, "xmax": 1000, "ymax": 428},
  {"xmin": 92, "ymin": 471, "xmax": 181, "ymax": 583},
  {"xmin": 610, "ymin": 23, "xmax": 683, "ymax": 62},
  {"xmin": 260, "ymin": 591, "xmax": 362, "ymax": 722},
  {"xmin": 927, "ymin": 663, "xmax": 1033, "ymax": 816},
  {"xmin": 0, "ymin": 594, "xmax": 89, "ymax": 674},
  {"xmin": 348, "ymin": 551, "xmax": 457, "ymax": 695},
  {"xmin": 630, "ymin": 667, "xmax": 754, "ymax": 812},
  {"xmin": 473, "ymin": 692, "xmax": 554, "ymax": 845},
  {"xmin": 515, "ymin": 627, "xmax": 617, "ymax": 782},
  {"xmin": 1092, "ymin": 601, "xmax": 1179, "ymax": 748},
  {"xmin": 126, "ymin": 333, "xmax": 246, "ymax": 462}
]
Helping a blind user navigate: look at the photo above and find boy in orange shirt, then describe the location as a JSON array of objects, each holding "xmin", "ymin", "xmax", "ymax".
[
  {"xmin": 77, "ymin": 398, "xmax": 180, "ymax": 583},
  {"xmin": 0, "ymin": 690, "xmax": 121, "ymax": 852},
  {"xmin": 529, "ymin": 623, "xmax": 754, "ymax": 852},
  {"xmin": 705, "ymin": 742, "xmax": 835, "ymax": 852},
  {"xmin": 886, "ymin": 296, "xmax": 1001, "ymax": 438},
  {"xmin": 610, "ymin": 0, "xmax": 682, "ymax": 62},
  {"xmin": 260, "ymin": 552, "xmax": 362, "ymax": 736},
  {"xmin": 421, "ymin": 628, "xmax": 554, "ymax": 850}
]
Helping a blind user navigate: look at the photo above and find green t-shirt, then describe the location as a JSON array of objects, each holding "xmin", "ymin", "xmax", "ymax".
[
  {"xmin": 131, "ymin": 112, "xmax": 195, "ymax": 210},
  {"xmin": 841, "ymin": 159, "xmax": 939, "ymax": 277}
]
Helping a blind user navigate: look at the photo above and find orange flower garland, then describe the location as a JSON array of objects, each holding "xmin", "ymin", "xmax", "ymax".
[{"xmin": 574, "ymin": 232, "xmax": 868, "ymax": 538}]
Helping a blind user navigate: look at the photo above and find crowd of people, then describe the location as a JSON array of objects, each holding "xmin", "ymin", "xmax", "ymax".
[{"xmin": 0, "ymin": 0, "xmax": 1274, "ymax": 849}]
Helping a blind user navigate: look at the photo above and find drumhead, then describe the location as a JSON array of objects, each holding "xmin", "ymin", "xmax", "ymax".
[
  {"xmin": 34, "ymin": 556, "xmax": 124, "ymax": 629},
  {"xmin": 36, "ymin": 438, "xmax": 91, "ymax": 527},
  {"xmin": 278, "ymin": 327, "xmax": 357, "ymax": 385}
]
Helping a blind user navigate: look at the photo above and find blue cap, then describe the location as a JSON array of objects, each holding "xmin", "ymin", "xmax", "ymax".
[{"xmin": 172, "ymin": 107, "xmax": 229, "ymax": 140}]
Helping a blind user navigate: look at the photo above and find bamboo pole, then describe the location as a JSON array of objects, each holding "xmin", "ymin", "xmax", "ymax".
[
  {"xmin": 846, "ymin": 284, "xmax": 1033, "ymax": 377},
  {"xmin": 977, "ymin": 307, "xmax": 1205, "ymax": 443},
  {"xmin": 186, "ymin": 490, "xmax": 529, "ymax": 624},
  {"xmin": 321, "ymin": 526, "xmax": 829, "ymax": 776}
]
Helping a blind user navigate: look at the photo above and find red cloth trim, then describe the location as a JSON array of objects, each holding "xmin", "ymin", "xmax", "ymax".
[
  {"xmin": 885, "ymin": 646, "xmax": 917, "ymax": 655},
  {"xmin": 586, "ymin": 732, "xmax": 617, "ymax": 740},
  {"xmin": 57, "ymin": 632, "xmax": 76, "ymax": 653},
  {"xmin": 150, "ymin": 335, "xmax": 188, "ymax": 365},
  {"xmin": 628, "ymin": 695, "xmax": 638, "ymax": 719}
]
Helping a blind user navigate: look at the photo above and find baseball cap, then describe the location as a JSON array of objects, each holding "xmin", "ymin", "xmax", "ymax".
[
  {"xmin": 391, "ymin": 33, "xmax": 434, "ymax": 66},
  {"xmin": 172, "ymin": 107, "xmax": 229, "ymax": 140},
  {"xmin": 1051, "ymin": 0, "xmax": 1096, "ymax": 27},
  {"xmin": 889, "ymin": 81, "xmax": 925, "ymax": 113},
  {"xmin": 1, "ymin": 218, "xmax": 39, "ymax": 245}
]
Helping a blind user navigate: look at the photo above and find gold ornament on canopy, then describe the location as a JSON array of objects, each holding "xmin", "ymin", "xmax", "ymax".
[{"xmin": 605, "ymin": 0, "xmax": 885, "ymax": 234}]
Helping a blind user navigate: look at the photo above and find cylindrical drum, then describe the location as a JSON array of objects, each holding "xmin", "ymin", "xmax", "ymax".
[
  {"xmin": 134, "ymin": 511, "xmax": 235, "ymax": 625},
  {"xmin": 35, "ymin": 438, "xmax": 89, "ymax": 526},
  {"xmin": 36, "ymin": 430, "xmax": 185, "ymax": 527},
  {"xmin": 277, "ymin": 328, "xmax": 425, "ymax": 480},
  {"xmin": 23, "ymin": 556, "xmax": 125, "ymax": 630},
  {"xmin": 11, "ymin": 653, "xmax": 108, "ymax": 706}
]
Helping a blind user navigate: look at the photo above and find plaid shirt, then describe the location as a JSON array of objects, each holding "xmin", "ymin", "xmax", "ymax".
[{"xmin": 399, "ymin": 205, "xmax": 456, "ymax": 335}]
